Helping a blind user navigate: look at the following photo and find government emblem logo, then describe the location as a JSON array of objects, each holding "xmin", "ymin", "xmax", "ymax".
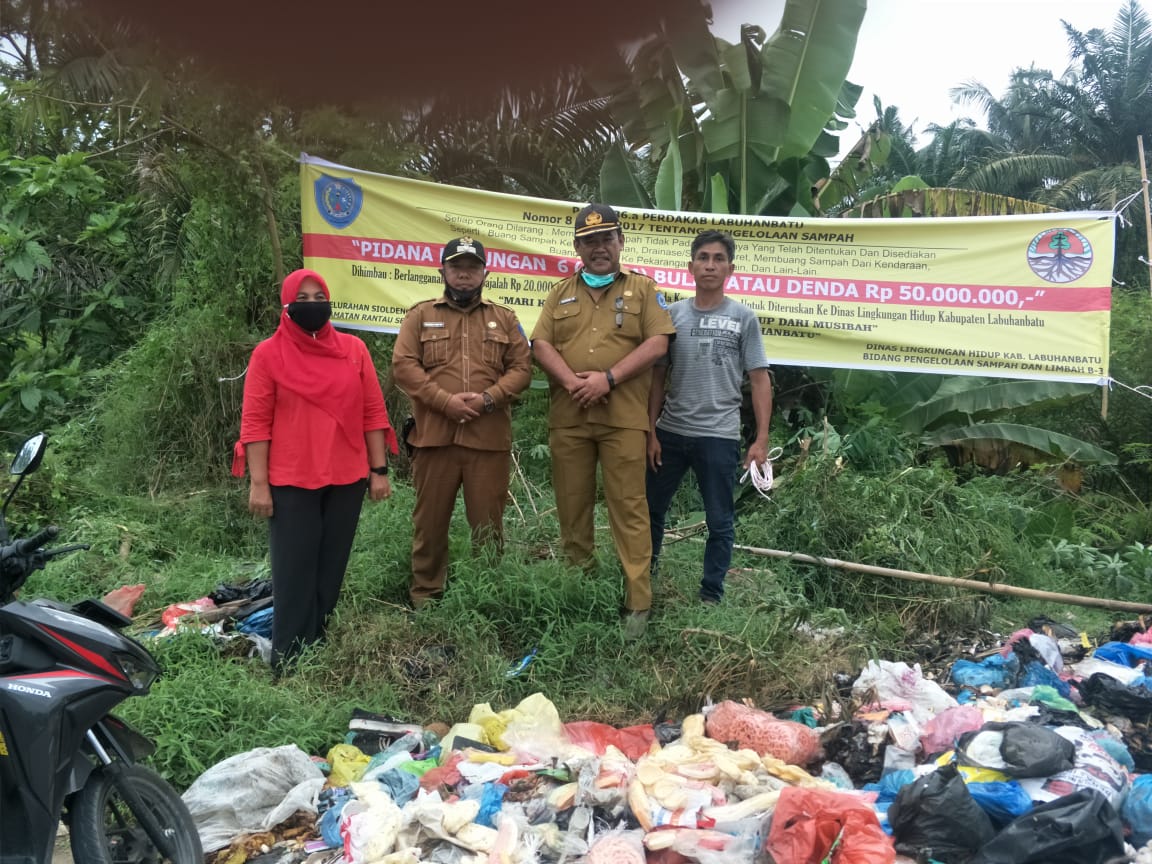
[
  {"xmin": 1026, "ymin": 228, "xmax": 1093, "ymax": 283},
  {"xmin": 314, "ymin": 174, "xmax": 363, "ymax": 229}
]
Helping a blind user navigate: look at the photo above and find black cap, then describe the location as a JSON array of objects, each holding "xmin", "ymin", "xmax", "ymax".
[
  {"xmin": 574, "ymin": 203, "xmax": 621, "ymax": 238},
  {"xmin": 441, "ymin": 237, "xmax": 486, "ymax": 264}
]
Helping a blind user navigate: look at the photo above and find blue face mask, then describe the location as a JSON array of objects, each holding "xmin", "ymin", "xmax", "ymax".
[{"xmin": 580, "ymin": 271, "xmax": 616, "ymax": 289}]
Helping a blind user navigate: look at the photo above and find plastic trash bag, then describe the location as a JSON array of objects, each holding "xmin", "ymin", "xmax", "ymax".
[
  {"xmin": 340, "ymin": 781, "xmax": 404, "ymax": 863},
  {"xmin": 919, "ymin": 706, "xmax": 985, "ymax": 757},
  {"xmin": 969, "ymin": 788, "xmax": 1125, "ymax": 864},
  {"xmin": 101, "ymin": 583, "xmax": 146, "ymax": 617},
  {"xmin": 181, "ymin": 744, "xmax": 325, "ymax": 852},
  {"xmin": 852, "ymin": 660, "xmax": 958, "ymax": 724},
  {"xmin": 1122, "ymin": 772, "xmax": 1152, "ymax": 847},
  {"xmin": 951, "ymin": 654, "xmax": 1018, "ymax": 689},
  {"xmin": 966, "ymin": 780, "xmax": 1032, "ymax": 827},
  {"xmin": 957, "ymin": 722, "xmax": 1076, "ymax": 778},
  {"xmin": 1076, "ymin": 671, "xmax": 1152, "ymax": 720},
  {"xmin": 1017, "ymin": 726, "xmax": 1129, "ymax": 807},
  {"xmin": 565, "ymin": 720, "xmax": 656, "ymax": 761},
  {"xmin": 765, "ymin": 786, "xmax": 895, "ymax": 864},
  {"xmin": 586, "ymin": 828, "xmax": 647, "ymax": 864},
  {"xmin": 1070, "ymin": 655, "xmax": 1146, "ymax": 685},
  {"xmin": 1019, "ymin": 661, "xmax": 1071, "ymax": 697},
  {"xmin": 327, "ymin": 743, "xmax": 372, "ymax": 786},
  {"xmin": 705, "ymin": 700, "xmax": 821, "ymax": 765},
  {"xmin": 160, "ymin": 597, "xmax": 216, "ymax": 630},
  {"xmin": 888, "ymin": 764, "xmax": 995, "ymax": 863},
  {"xmin": 1093, "ymin": 640, "xmax": 1152, "ymax": 668}
]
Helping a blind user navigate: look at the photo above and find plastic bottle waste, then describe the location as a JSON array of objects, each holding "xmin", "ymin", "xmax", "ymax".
[{"xmin": 506, "ymin": 648, "xmax": 538, "ymax": 678}]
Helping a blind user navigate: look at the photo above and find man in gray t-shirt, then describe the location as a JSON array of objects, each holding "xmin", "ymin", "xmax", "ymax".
[{"xmin": 646, "ymin": 230, "xmax": 773, "ymax": 603}]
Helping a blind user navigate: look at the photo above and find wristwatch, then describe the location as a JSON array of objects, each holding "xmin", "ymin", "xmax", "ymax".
[
  {"xmin": 370, "ymin": 464, "xmax": 389, "ymax": 476},
  {"xmin": 482, "ymin": 392, "xmax": 495, "ymax": 414}
]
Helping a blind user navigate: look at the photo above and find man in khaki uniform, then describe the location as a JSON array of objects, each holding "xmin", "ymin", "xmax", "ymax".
[
  {"xmin": 531, "ymin": 204, "xmax": 676, "ymax": 638},
  {"xmin": 393, "ymin": 237, "xmax": 532, "ymax": 608}
]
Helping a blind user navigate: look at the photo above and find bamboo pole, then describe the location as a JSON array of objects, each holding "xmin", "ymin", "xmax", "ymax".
[
  {"xmin": 1139, "ymin": 135, "xmax": 1152, "ymax": 300},
  {"xmin": 731, "ymin": 543, "xmax": 1152, "ymax": 613}
]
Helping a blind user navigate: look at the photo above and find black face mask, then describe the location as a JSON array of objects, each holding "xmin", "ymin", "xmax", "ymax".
[
  {"xmin": 444, "ymin": 285, "xmax": 481, "ymax": 307},
  {"xmin": 287, "ymin": 301, "xmax": 332, "ymax": 332}
]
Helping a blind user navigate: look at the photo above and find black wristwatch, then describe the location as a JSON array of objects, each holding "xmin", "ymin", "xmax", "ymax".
[{"xmin": 370, "ymin": 464, "xmax": 389, "ymax": 476}]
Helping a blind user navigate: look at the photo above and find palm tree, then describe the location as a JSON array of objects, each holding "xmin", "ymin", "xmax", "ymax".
[
  {"xmin": 404, "ymin": 70, "xmax": 619, "ymax": 202},
  {"xmin": 951, "ymin": 1, "xmax": 1152, "ymax": 215}
]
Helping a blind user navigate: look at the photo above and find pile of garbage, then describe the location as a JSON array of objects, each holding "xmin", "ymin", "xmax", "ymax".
[{"xmin": 182, "ymin": 615, "xmax": 1152, "ymax": 864}]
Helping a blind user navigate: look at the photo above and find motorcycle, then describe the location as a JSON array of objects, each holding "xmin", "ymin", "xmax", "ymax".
[{"xmin": 0, "ymin": 433, "xmax": 203, "ymax": 864}]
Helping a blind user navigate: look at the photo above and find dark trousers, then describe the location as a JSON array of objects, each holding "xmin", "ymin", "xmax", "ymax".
[
  {"xmin": 268, "ymin": 480, "xmax": 366, "ymax": 670},
  {"xmin": 410, "ymin": 446, "xmax": 510, "ymax": 605},
  {"xmin": 646, "ymin": 429, "xmax": 740, "ymax": 601}
]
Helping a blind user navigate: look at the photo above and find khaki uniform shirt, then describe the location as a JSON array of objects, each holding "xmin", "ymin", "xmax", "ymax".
[
  {"xmin": 532, "ymin": 268, "xmax": 676, "ymax": 431},
  {"xmin": 393, "ymin": 295, "xmax": 532, "ymax": 451}
]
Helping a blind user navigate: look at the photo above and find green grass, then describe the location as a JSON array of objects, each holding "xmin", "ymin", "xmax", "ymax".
[{"xmin": 8, "ymin": 432, "xmax": 1150, "ymax": 790}]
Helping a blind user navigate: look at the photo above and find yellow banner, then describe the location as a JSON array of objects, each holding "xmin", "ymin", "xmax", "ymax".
[{"xmin": 302, "ymin": 154, "xmax": 1113, "ymax": 383}]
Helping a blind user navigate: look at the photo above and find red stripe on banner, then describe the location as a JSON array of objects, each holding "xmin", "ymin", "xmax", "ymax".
[
  {"xmin": 305, "ymin": 234, "xmax": 1110, "ymax": 313},
  {"xmin": 304, "ymin": 234, "xmax": 579, "ymax": 279}
]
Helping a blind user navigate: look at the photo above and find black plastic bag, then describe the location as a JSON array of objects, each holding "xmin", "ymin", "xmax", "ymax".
[
  {"xmin": 970, "ymin": 788, "xmax": 1124, "ymax": 864},
  {"xmin": 889, "ymin": 764, "xmax": 996, "ymax": 863},
  {"xmin": 1075, "ymin": 672, "xmax": 1152, "ymax": 721},
  {"xmin": 957, "ymin": 722, "xmax": 1075, "ymax": 778},
  {"xmin": 211, "ymin": 578, "xmax": 272, "ymax": 605}
]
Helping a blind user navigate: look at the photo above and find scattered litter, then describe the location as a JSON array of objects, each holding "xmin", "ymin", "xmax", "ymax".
[{"xmin": 172, "ymin": 611, "xmax": 1152, "ymax": 862}]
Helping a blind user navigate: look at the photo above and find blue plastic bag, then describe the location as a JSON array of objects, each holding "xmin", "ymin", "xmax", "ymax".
[
  {"xmin": 952, "ymin": 653, "xmax": 1019, "ymax": 689},
  {"xmin": 1122, "ymin": 773, "xmax": 1152, "ymax": 846},
  {"xmin": 968, "ymin": 780, "xmax": 1033, "ymax": 827},
  {"xmin": 1020, "ymin": 660, "xmax": 1071, "ymax": 697},
  {"xmin": 1094, "ymin": 641, "xmax": 1152, "ymax": 668}
]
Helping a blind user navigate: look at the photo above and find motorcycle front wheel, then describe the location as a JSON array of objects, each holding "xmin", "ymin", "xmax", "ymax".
[{"xmin": 69, "ymin": 763, "xmax": 203, "ymax": 864}]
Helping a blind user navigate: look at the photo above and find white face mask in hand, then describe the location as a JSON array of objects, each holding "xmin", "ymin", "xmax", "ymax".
[{"xmin": 740, "ymin": 447, "xmax": 784, "ymax": 499}]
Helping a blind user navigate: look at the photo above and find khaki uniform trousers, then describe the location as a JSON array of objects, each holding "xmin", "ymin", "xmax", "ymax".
[
  {"xmin": 549, "ymin": 423, "xmax": 651, "ymax": 612},
  {"xmin": 410, "ymin": 445, "xmax": 510, "ymax": 605}
]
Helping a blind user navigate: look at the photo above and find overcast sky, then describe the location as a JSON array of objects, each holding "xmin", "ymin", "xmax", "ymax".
[{"xmin": 712, "ymin": 0, "xmax": 1134, "ymax": 143}]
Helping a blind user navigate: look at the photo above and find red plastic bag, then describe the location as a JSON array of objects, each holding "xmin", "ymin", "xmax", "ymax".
[
  {"xmin": 765, "ymin": 787, "xmax": 895, "ymax": 864},
  {"xmin": 419, "ymin": 750, "xmax": 464, "ymax": 792},
  {"xmin": 565, "ymin": 721, "xmax": 655, "ymax": 761},
  {"xmin": 102, "ymin": 583, "xmax": 146, "ymax": 618},
  {"xmin": 705, "ymin": 700, "xmax": 821, "ymax": 765},
  {"xmin": 160, "ymin": 597, "xmax": 216, "ymax": 629}
]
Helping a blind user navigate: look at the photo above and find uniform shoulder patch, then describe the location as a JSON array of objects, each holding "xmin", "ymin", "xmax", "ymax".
[{"xmin": 656, "ymin": 291, "xmax": 669, "ymax": 309}]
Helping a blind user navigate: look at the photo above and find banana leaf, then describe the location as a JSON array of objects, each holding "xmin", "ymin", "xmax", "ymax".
[
  {"xmin": 921, "ymin": 423, "xmax": 1117, "ymax": 465},
  {"xmin": 900, "ymin": 380, "xmax": 1097, "ymax": 433},
  {"xmin": 761, "ymin": 0, "xmax": 867, "ymax": 161},
  {"xmin": 599, "ymin": 143, "xmax": 653, "ymax": 208}
]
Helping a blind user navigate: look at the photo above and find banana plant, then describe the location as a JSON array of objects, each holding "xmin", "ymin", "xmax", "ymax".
[
  {"xmin": 592, "ymin": 0, "xmax": 867, "ymax": 215},
  {"xmin": 831, "ymin": 369, "xmax": 1117, "ymax": 466}
]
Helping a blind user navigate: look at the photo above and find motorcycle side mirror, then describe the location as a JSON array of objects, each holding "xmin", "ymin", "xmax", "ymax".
[
  {"xmin": 10, "ymin": 433, "xmax": 47, "ymax": 476},
  {"xmin": 2, "ymin": 433, "xmax": 48, "ymax": 542}
]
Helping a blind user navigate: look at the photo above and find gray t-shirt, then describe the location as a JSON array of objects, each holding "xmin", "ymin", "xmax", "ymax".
[{"xmin": 655, "ymin": 296, "xmax": 768, "ymax": 440}]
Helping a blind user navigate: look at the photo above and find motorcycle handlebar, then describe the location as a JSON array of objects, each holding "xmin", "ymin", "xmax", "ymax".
[
  {"xmin": 15, "ymin": 525, "xmax": 59, "ymax": 555},
  {"xmin": 42, "ymin": 543, "xmax": 89, "ymax": 560}
]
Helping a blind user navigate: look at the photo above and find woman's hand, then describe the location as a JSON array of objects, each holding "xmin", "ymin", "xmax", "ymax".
[
  {"xmin": 369, "ymin": 473, "xmax": 392, "ymax": 501},
  {"xmin": 249, "ymin": 481, "xmax": 273, "ymax": 518}
]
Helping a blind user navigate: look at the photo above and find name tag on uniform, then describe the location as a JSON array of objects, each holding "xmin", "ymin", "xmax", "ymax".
[
  {"xmin": 423, "ymin": 321, "xmax": 446, "ymax": 328},
  {"xmin": 559, "ymin": 297, "xmax": 578, "ymax": 305}
]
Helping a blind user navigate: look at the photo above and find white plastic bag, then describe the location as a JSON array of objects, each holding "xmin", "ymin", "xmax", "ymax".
[
  {"xmin": 852, "ymin": 660, "xmax": 958, "ymax": 724},
  {"xmin": 181, "ymin": 744, "xmax": 324, "ymax": 852}
]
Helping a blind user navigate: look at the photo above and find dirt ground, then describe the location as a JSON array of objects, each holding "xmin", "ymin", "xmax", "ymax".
[{"xmin": 53, "ymin": 826, "xmax": 73, "ymax": 864}]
